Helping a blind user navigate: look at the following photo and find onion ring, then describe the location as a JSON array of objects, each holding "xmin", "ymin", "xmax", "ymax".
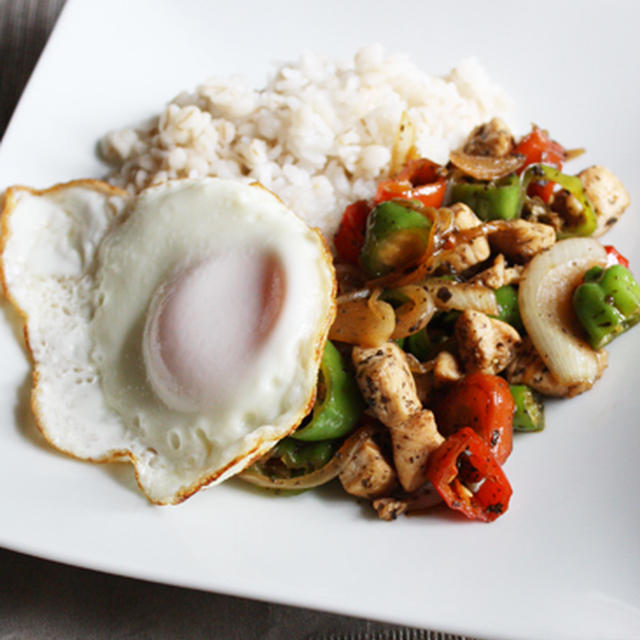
[{"xmin": 238, "ymin": 425, "xmax": 378, "ymax": 490}]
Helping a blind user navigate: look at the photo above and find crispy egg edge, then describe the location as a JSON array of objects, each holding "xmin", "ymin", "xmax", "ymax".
[{"xmin": 0, "ymin": 180, "xmax": 133, "ymax": 467}]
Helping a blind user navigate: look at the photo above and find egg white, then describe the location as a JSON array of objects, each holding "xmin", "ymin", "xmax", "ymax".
[
  {"xmin": 1, "ymin": 181, "xmax": 131, "ymax": 458},
  {"xmin": 1, "ymin": 178, "xmax": 335, "ymax": 504}
]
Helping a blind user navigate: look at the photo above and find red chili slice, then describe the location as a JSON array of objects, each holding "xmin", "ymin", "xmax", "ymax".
[{"xmin": 426, "ymin": 427, "xmax": 513, "ymax": 522}]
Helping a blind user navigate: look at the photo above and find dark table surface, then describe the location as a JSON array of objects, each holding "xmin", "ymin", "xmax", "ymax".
[{"xmin": 0, "ymin": 2, "xmax": 476, "ymax": 638}]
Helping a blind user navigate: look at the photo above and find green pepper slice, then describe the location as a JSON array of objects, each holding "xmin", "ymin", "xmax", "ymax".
[
  {"xmin": 525, "ymin": 164, "xmax": 597, "ymax": 237},
  {"xmin": 448, "ymin": 173, "xmax": 523, "ymax": 221},
  {"xmin": 509, "ymin": 384, "xmax": 545, "ymax": 432},
  {"xmin": 290, "ymin": 340, "xmax": 363, "ymax": 442},
  {"xmin": 404, "ymin": 310, "xmax": 458, "ymax": 361},
  {"xmin": 359, "ymin": 200, "xmax": 431, "ymax": 277},
  {"xmin": 494, "ymin": 284, "xmax": 524, "ymax": 332},
  {"xmin": 573, "ymin": 263, "xmax": 640, "ymax": 349},
  {"xmin": 405, "ymin": 327, "xmax": 433, "ymax": 361},
  {"xmin": 269, "ymin": 438, "xmax": 336, "ymax": 472}
]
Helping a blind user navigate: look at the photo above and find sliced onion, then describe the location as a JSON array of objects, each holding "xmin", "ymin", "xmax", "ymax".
[
  {"xmin": 449, "ymin": 149, "xmax": 524, "ymax": 181},
  {"xmin": 405, "ymin": 352, "xmax": 435, "ymax": 374},
  {"xmin": 330, "ymin": 288, "xmax": 395, "ymax": 347},
  {"xmin": 335, "ymin": 287, "xmax": 371, "ymax": 304},
  {"xmin": 518, "ymin": 238, "xmax": 607, "ymax": 387},
  {"xmin": 391, "ymin": 285, "xmax": 435, "ymax": 339},
  {"xmin": 564, "ymin": 147, "xmax": 586, "ymax": 161},
  {"xmin": 423, "ymin": 278, "xmax": 499, "ymax": 315},
  {"xmin": 390, "ymin": 111, "xmax": 417, "ymax": 176},
  {"xmin": 238, "ymin": 425, "xmax": 377, "ymax": 490}
]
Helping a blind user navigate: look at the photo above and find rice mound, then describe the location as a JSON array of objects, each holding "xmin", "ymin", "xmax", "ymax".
[{"xmin": 100, "ymin": 44, "xmax": 511, "ymax": 238}]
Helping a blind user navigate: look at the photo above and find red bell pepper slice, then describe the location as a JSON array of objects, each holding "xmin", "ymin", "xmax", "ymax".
[
  {"xmin": 514, "ymin": 127, "xmax": 566, "ymax": 169},
  {"xmin": 426, "ymin": 427, "xmax": 513, "ymax": 522},
  {"xmin": 333, "ymin": 199, "xmax": 371, "ymax": 265},
  {"xmin": 433, "ymin": 372, "xmax": 514, "ymax": 466},
  {"xmin": 395, "ymin": 157, "xmax": 441, "ymax": 184},
  {"xmin": 604, "ymin": 244, "xmax": 630, "ymax": 269},
  {"xmin": 375, "ymin": 158, "xmax": 447, "ymax": 208},
  {"xmin": 514, "ymin": 127, "xmax": 566, "ymax": 203},
  {"xmin": 375, "ymin": 180, "xmax": 447, "ymax": 208},
  {"xmin": 527, "ymin": 179, "xmax": 556, "ymax": 204}
]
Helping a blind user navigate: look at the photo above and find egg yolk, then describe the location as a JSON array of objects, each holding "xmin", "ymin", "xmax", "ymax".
[{"xmin": 143, "ymin": 249, "xmax": 285, "ymax": 412}]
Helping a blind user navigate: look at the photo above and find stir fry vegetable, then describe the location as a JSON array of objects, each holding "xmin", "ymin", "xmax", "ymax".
[
  {"xmin": 573, "ymin": 264, "xmax": 640, "ymax": 349},
  {"xmin": 425, "ymin": 427, "xmax": 513, "ymax": 522},
  {"xmin": 448, "ymin": 174, "xmax": 523, "ymax": 221},
  {"xmin": 291, "ymin": 340, "xmax": 363, "ymax": 441},
  {"xmin": 376, "ymin": 158, "xmax": 447, "ymax": 208},
  {"xmin": 513, "ymin": 126, "xmax": 566, "ymax": 202},
  {"xmin": 360, "ymin": 201, "xmax": 432, "ymax": 277},
  {"xmin": 434, "ymin": 372, "xmax": 514, "ymax": 465},
  {"xmin": 270, "ymin": 439, "xmax": 336, "ymax": 472},
  {"xmin": 333, "ymin": 200, "xmax": 370, "ymax": 265},
  {"xmin": 494, "ymin": 284, "xmax": 523, "ymax": 331},
  {"xmin": 524, "ymin": 164, "xmax": 597, "ymax": 236},
  {"xmin": 510, "ymin": 385, "xmax": 545, "ymax": 432},
  {"xmin": 242, "ymin": 117, "xmax": 634, "ymax": 524}
]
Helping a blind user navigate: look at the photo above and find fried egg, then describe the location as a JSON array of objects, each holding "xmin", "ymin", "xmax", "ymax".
[{"xmin": 0, "ymin": 178, "xmax": 335, "ymax": 504}]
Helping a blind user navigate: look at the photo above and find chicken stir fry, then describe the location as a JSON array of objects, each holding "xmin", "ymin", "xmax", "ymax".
[
  {"xmin": 351, "ymin": 343, "xmax": 444, "ymax": 493},
  {"xmin": 241, "ymin": 120, "xmax": 637, "ymax": 523}
]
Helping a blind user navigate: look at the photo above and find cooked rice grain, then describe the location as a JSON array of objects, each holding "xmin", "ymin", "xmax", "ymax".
[{"xmin": 100, "ymin": 45, "xmax": 511, "ymax": 238}]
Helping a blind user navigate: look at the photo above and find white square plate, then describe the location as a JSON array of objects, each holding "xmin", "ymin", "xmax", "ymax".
[{"xmin": 1, "ymin": 1, "xmax": 639, "ymax": 638}]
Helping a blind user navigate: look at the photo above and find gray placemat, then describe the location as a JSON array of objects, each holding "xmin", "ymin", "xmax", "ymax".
[
  {"xmin": 0, "ymin": 2, "xmax": 475, "ymax": 638},
  {"xmin": 0, "ymin": 0, "xmax": 66, "ymax": 135},
  {"xmin": 1, "ymin": 547, "xmax": 471, "ymax": 640}
]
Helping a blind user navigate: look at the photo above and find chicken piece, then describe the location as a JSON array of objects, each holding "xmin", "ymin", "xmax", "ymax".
[
  {"xmin": 471, "ymin": 253, "xmax": 523, "ymax": 289},
  {"xmin": 440, "ymin": 203, "xmax": 491, "ymax": 274},
  {"xmin": 505, "ymin": 338, "xmax": 608, "ymax": 398},
  {"xmin": 372, "ymin": 497, "xmax": 408, "ymax": 521},
  {"xmin": 488, "ymin": 219, "xmax": 556, "ymax": 264},
  {"xmin": 504, "ymin": 265, "xmax": 523, "ymax": 285},
  {"xmin": 339, "ymin": 436, "xmax": 397, "ymax": 499},
  {"xmin": 352, "ymin": 344, "xmax": 446, "ymax": 492},
  {"xmin": 407, "ymin": 351, "xmax": 461, "ymax": 405},
  {"xmin": 352, "ymin": 343, "xmax": 421, "ymax": 428},
  {"xmin": 372, "ymin": 486, "xmax": 443, "ymax": 521},
  {"xmin": 411, "ymin": 370, "xmax": 433, "ymax": 406},
  {"xmin": 455, "ymin": 309, "xmax": 521, "ymax": 375},
  {"xmin": 463, "ymin": 117, "xmax": 515, "ymax": 157},
  {"xmin": 578, "ymin": 165, "xmax": 631, "ymax": 237},
  {"xmin": 432, "ymin": 350, "xmax": 463, "ymax": 386},
  {"xmin": 391, "ymin": 410, "xmax": 444, "ymax": 492},
  {"xmin": 471, "ymin": 253, "xmax": 508, "ymax": 289}
]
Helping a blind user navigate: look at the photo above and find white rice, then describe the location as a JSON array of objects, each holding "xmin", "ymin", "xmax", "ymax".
[{"xmin": 100, "ymin": 44, "xmax": 512, "ymax": 238}]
